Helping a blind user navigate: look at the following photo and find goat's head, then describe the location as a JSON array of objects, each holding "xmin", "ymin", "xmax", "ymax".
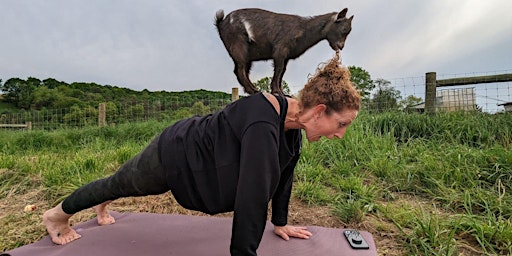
[{"xmin": 326, "ymin": 8, "xmax": 353, "ymax": 51}]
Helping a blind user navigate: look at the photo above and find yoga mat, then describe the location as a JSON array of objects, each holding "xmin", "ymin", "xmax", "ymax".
[{"xmin": 4, "ymin": 211, "xmax": 377, "ymax": 256}]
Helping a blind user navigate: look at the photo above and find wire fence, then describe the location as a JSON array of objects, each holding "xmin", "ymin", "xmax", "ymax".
[
  {"xmin": 0, "ymin": 95, "xmax": 232, "ymax": 130},
  {"xmin": 1, "ymin": 71, "xmax": 512, "ymax": 131},
  {"xmin": 374, "ymin": 71, "xmax": 512, "ymax": 113}
]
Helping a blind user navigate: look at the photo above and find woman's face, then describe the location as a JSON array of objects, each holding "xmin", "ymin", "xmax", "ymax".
[{"xmin": 300, "ymin": 105, "xmax": 358, "ymax": 142}]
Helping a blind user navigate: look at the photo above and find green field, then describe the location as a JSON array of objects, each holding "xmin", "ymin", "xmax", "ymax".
[
  {"xmin": 0, "ymin": 100, "xmax": 17, "ymax": 113},
  {"xmin": 1, "ymin": 111, "xmax": 511, "ymax": 255}
]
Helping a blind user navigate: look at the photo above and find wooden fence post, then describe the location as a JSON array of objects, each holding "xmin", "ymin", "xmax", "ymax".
[
  {"xmin": 232, "ymin": 87, "xmax": 239, "ymax": 102},
  {"xmin": 98, "ymin": 103, "xmax": 106, "ymax": 127},
  {"xmin": 425, "ymin": 72, "xmax": 437, "ymax": 113},
  {"xmin": 25, "ymin": 122, "xmax": 32, "ymax": 130}
]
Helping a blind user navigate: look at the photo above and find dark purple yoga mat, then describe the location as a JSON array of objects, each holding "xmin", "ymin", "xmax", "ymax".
[{"xmin": 5, "ymin": 212, "xmax": 377, "ymax": 256}]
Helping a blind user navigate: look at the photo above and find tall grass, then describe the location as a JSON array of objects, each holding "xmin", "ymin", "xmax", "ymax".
[
  {"xmin": 1, "ymin": 111, "xmax": 511, "ymax": 255},
  {"xmin": 294, "ymin": 111, "xmax": 512, "ymax": 255},
  {"xmin": 0, "ymin": 121, "xmax": 168, "ymax": 202}
]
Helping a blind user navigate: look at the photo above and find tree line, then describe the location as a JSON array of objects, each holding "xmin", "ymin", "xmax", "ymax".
[
  {"xmin": 0, "ymin": 77, "xmax": 231, "ymax": 111},
  {"xmin": 0, "ymin": 77, "xmax": 232, "ymax": 128},
  {"xmin": 0, "ymin": 66, "xmax": 422, "ymax": 116}
]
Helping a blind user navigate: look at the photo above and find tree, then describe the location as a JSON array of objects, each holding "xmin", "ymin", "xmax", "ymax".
[
  {"xmin": 63, "ymin": 105, "xmax": 98, "ymax": 126},
  {"xmin": 32, "ymin": 86, "xmax": 59, "ymax": 109},
  {"xmin": 348, "ymin": 66, "xmax": 375, "ymax": 103},
  {"xmin": 42, "ymin": 78, "xmax": 68, "ymax": 89},
  {"xmin": 0, "ymin": 78, "xmax": 36, "ymax": 109},
  {"xmin": 253, "ymin": 77, "xmax": 291, "ymax": 95},
  {"xmin": 1, "ymin": 78, "xmax": 22, "ymax": 104},
  {"xmin": 191, "ymin": 101, "xmax": 210, "ymax": 116},
  {"xmin": 26, "ymin": 77, "xmax": 42, "ymax": 88},
  {"xmin": 369, "ymin": 78, "xmax": 402, "ymax": 112},
  {"xmin": 105, "ymin": 101, "xmax": 119, "ymax": 123},
  {"xmin": 399, "ymin": 95, "xmax": 423, "ymax": 111}
]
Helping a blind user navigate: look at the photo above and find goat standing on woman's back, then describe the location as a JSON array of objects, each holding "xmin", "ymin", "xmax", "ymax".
[{"xmin": 215, "ymin": 8, "xmax": 353, "ymax": 95}]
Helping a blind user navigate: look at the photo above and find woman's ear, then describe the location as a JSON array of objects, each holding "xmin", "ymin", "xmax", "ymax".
[{"xmin": 313, "ymin": 104, "xmax": 327, "ymax": 117}]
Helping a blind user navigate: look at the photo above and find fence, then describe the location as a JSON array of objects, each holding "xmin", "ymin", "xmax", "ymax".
[
  {"xmin": 425, "ymin": 73, "xmax": 512, "ymax": 113},
  {"xmin": 0, "ymin": 90, "xmax": 235, "ymax": 130},
  {"xmin": 380, "ymin": 70, "xmax": 512, "ymax": 114},
  {"xmin": 0, "ymin": 122, "xmax": 31, "ymax": 130},
  {"xmin": 93, "ymin": 88, "xmax": 240, "ymax": 127},
  {"xmin": 2, "ymin": 73, "xmax": 512, "ymax": 131}
]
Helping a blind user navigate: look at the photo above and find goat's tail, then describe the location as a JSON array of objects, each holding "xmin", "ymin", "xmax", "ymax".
[{"xmin": 215, "ymin": 9, "xmax": 225, "ymax": 27}]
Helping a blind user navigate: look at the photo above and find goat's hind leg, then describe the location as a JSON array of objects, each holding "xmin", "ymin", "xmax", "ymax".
[
  {"xmin": 270, "ymin": 59, "xmax": 288, "ymax": 96},
  {"xmin": 229, "ymin": 40, "xmax": 259, "ymax": 95},
  {"xmin": 234, "ymin": 62, "xmax": 258, "ymax": 95}
]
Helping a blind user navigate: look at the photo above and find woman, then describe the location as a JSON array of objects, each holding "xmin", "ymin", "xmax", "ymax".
[{"xmin": 43, "ymin": 54, "xmax": 361, "ymax": 256}]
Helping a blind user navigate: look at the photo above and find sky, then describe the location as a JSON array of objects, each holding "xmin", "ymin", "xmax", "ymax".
[{"xmin": 1, "ymin": 0, "xmax": 511, "ymax": 99}]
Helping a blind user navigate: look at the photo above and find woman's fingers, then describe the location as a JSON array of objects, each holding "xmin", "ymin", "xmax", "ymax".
[
  {"xmin": 274, "ymin": 225, "xmax": 313, "ymax": 240},
  {"xmin": 290, "ymin": 227, "xmax": 312, "ymax": 239}
]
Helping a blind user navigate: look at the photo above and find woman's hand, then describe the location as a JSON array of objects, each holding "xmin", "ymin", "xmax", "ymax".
[{"xmin": 274, "ymin": 225, "xmax": 313, "ymax": 241}]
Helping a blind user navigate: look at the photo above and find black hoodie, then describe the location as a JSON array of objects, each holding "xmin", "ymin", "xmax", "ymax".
[{"xmin": 158, "ymin": 93, "xmax": 301, "ymax": 255}]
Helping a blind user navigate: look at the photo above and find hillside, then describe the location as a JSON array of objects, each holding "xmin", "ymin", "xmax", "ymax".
[{"xmin": 0, "ymin": 77, "xmax": 231, "ymax": 113}]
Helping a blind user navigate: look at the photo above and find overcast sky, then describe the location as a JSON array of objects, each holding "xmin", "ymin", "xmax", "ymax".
[{"xmin": 1, "ymin": 0, "xmax": 511, "ymax": 95}]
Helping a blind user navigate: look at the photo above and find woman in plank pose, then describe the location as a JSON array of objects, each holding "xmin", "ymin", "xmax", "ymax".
[{"xmin": 43, "ymin": 53, "xmax": 361, "ymax": 256}]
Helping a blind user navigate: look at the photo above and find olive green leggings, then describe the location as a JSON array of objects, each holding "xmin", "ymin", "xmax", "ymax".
[{"xmin": 61, "ymin": 135, "xmax": 169, "ymax": 214}]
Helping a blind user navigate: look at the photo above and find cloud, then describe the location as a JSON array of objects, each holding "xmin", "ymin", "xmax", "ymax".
[{"xmin": 0, "ymin": 0, "xmax": 510, "ymax": 94}]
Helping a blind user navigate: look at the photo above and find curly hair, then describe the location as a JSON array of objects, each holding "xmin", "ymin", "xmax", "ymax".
[{"xmin": 298, "ymin": 52, "xmax": 361, "ymax": 115}]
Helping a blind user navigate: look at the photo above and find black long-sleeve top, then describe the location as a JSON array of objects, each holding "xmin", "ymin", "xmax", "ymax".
[{"xmin": 158, "ymin": 93, "xmax": 302, "ymax": 255}]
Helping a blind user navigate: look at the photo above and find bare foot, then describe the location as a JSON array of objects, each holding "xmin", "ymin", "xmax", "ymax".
[
  {"xmin": 42, "ymin": 204, "xmax": 81, "ymax": 245},
  {"xmin": 93, "ymin": 201, "xmax": 116, "ymax": 226}
]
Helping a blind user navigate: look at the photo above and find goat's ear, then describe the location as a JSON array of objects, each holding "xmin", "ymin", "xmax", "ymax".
[{"xmin": 337, "ymin": 8, "xmax": 348, "ymax": 20}]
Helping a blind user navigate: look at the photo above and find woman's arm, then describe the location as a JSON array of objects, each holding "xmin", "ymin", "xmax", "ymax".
[
  {"xmin": 270, "ymin": 152, "xmax": 312, "ymax": 241},
  {"xmin": 230, "ymin": 122, "xmax": 280, "ymax": 256},
  {"xmin": 270, "ymin": 152, "xmax": 299, "ymax": 226}
]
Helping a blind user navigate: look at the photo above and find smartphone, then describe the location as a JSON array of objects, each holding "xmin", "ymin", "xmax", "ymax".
[{"xmin": 343, "ymin": 230, "xmax": 369, "ymax": 249}]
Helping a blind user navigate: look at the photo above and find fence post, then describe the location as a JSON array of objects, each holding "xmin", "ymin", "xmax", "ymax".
[
  {"xmin": 98, "ymin": 103, "xmax": 106, "ymax": 127},
  {"xmin": 425, "ymin": 72, "xmax": 437, "ymax": 113},
  {"xmin": 232, "ymin": 87, "xmax": 239, "ymax": 102},
  {"xmin": 25, "ymin": 122, "xmax": 32, "ymax": 130}
]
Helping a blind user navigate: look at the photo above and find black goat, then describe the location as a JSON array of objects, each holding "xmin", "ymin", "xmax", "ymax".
[{"xmin": 215, "ymin": 8, "xmax": 353, "ymax": 95}]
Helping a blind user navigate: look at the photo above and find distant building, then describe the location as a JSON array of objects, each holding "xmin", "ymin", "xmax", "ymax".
[
  {"xmin": 435, "ymin": 88, "xmax": 476, "ymax": 111},
  {"xmin": 498, "ymin": 102, "xmax": 512, "ymax": 112},
  {"xmin": 407, "ymin": 87, "xmax": 476, "ymax": 112}
]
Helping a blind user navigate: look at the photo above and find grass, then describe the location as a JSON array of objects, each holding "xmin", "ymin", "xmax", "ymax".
[
  {"xmin": 1, "ymin": 111, "xmax": 511, "ymax": 255},
  {"xmin": 296, "ymin": 111, "xmax": 512, "ymax": 255},
  {"xmin": 0, "ymin": 100, "xmax": 17, "ymax": 113}
]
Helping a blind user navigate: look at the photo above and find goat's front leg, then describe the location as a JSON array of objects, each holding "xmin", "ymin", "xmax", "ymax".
[
  {"xmin": 234, "ymin": 62, "xmax": 259, "ymax": 95},
  {"xmin": 271, "ymin": 59, "xmax": 288, "ymax": 96}
]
